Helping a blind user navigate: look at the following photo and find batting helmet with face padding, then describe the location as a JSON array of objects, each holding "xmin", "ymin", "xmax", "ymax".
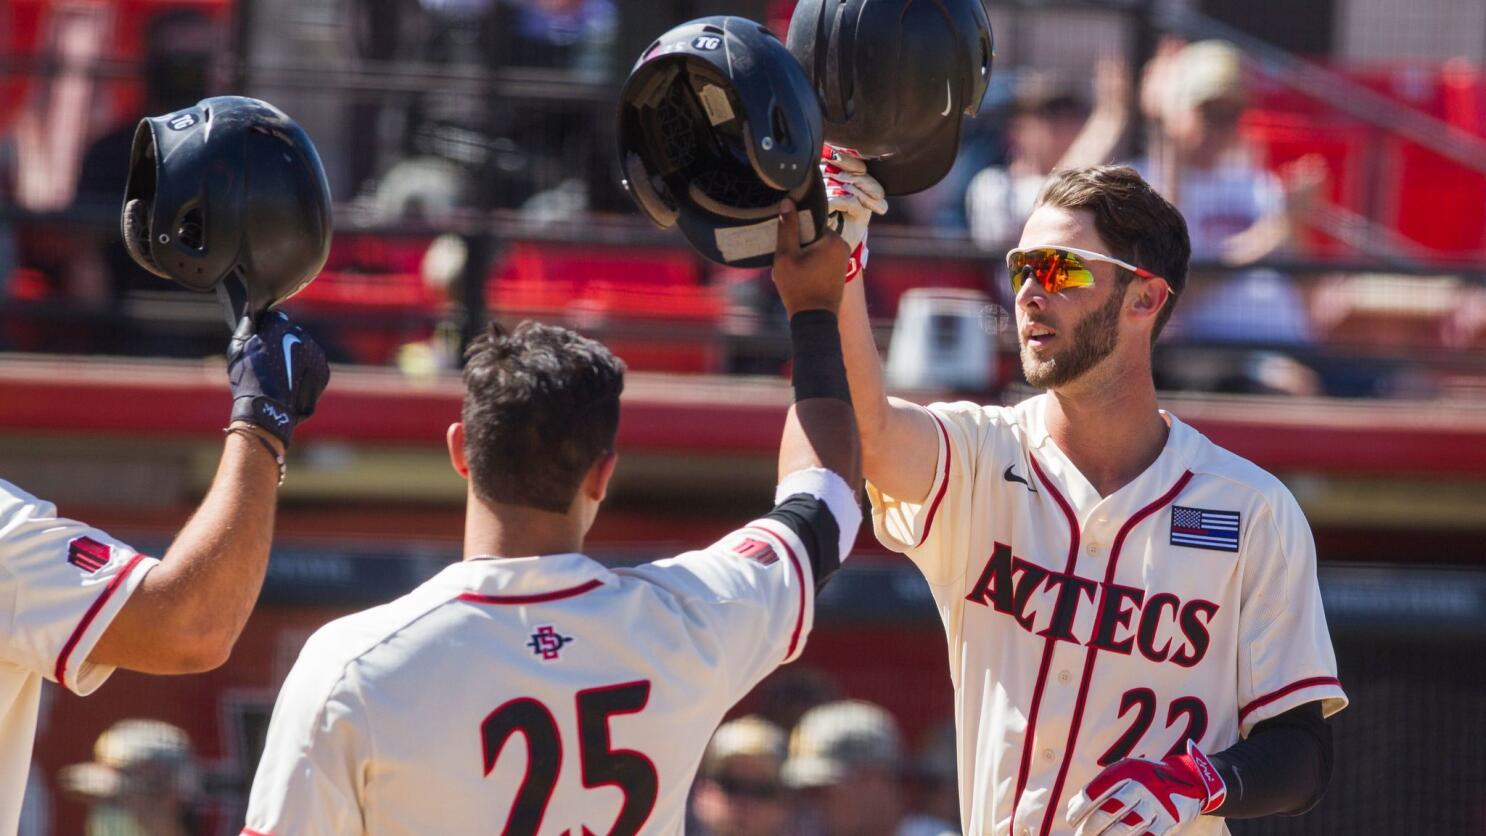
[{"xmin": 618, "ymin": 16, "xmax": 827, "ymax": 268}]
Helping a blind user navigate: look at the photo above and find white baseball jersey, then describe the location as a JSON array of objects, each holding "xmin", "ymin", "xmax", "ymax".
[
  {"xmin": 870, "ymin": 395, "xmax": 1347, "ymax": 836},
  {"xmin": 243, "ymin": 470, "xmax": 860, "ymax": 836},
  {"xmin": 0, "ymin": 480, "xmax": 158, "ymax": 836}
]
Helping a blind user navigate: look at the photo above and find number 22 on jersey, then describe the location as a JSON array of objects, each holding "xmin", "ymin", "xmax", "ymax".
[{"xmin": 481, "ymin": 680, "xmax": 659, "ymax": 836}]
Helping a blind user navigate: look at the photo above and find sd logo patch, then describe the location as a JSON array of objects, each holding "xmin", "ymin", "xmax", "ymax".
[{"xmin": 730, "ymin": 536, "xmax": 778, "ymax": 566}]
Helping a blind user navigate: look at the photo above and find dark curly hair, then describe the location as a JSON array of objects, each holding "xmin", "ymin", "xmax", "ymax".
[{"xmin": 460, "ymin": 321, "xmax": 626, "ymax": 513}]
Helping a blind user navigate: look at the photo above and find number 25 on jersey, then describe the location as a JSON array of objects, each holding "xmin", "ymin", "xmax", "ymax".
[{"xmin": 481, "ymin": 680, "xmax": 658, "ymax": 836}]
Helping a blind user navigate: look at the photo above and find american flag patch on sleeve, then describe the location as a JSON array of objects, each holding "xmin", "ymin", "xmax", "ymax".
[{"xmin": 1170, "ymin": 506, "xmax": 1241, "ymax": 552}]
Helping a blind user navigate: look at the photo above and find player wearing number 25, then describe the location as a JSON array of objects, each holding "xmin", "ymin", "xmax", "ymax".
[
  {"xmin": 241, "ymin": 208, "xmax": 861, "ymax": 835},
  {"xmin": 824, "ymin": 161, "xmax": 1346, "ymax": 836}
]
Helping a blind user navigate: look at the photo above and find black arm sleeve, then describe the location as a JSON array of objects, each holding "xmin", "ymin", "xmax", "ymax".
[
  {"xmin": 1209, "ymin": 701, "xmax": 1333, "ymax": 819},
  {"xmin": 763, "ymin": 494, "xmax": 841, "ymax": 592},
  {"xmin": 789, "ymin": 311, "xmax": 852, "ymax": 404}
]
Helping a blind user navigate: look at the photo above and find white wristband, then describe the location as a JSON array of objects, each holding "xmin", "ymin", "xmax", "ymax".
[{"xmin": 775, "ymin": 467, "xmax": 862, "ymax": 562}]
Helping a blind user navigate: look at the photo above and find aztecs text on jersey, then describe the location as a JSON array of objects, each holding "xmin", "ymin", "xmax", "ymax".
[{"xmin": 869, "ymin": 395, "xmax": 1347, "ymax": 836}]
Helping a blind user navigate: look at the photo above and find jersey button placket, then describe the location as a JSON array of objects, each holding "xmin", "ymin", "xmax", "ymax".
[{"xmin": 1084, "ymin": 516, "xmax": 1109, "ymax": 558}]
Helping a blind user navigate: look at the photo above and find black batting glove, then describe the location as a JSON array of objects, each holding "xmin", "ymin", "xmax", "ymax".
[{"xmin": 227, "ymin": 310, "xmax": 329, "ymax": 447}]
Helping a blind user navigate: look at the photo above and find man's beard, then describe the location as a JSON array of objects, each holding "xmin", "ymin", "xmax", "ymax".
[{"xmin": 1020, "ymin": 288, "xmax": 1123, "ymax": 389}]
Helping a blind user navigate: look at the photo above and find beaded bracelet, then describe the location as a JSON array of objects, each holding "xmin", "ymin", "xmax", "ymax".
[{"xmin": 224, "ymin": 425, "xmax": 287, "ymax": 486}]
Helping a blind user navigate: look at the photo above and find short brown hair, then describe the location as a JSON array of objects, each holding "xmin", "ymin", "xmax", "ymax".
[
  {"xmin": 1036, "ymin": 165, "xmax": 1191, "ymax": 340},
  {"xmin": 461, "ymin": 321, "xmax": 626, "ymax": 513}
]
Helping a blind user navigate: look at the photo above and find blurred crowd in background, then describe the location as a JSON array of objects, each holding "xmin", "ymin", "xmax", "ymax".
[
  {"xmin": 688, "ymin": 701, "xmax": 959, "ymax": 836},
  {"xmin": 0, "ymin": 0, "xmax": 1483, "ymax": 401}
]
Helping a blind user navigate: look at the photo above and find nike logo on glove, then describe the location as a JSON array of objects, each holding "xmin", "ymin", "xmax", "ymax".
[
  {"xmin": 282, "ymin": 333, "xmax": 302, "ymax": 388},
  {"xmin": 941, "ymin": 80, "xmax": 953, "ymax": 117}
]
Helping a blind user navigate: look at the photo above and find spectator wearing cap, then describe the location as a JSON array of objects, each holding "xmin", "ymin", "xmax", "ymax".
[
  {"xmin": 1138, "ymin": 38, "xmax": 1324, "ymax": 273},
  {"xmin": 58, "ymin": 719, "xmax": 202, "ymax": 836},
  {"xmin": 1134, "ymin": 38, "xmax": 1327, "ymax": 392},
  {"xmin": 691, "ymin": 715, "xmax": 795, "ymax": 836},
  {"xmin": 783, "ymin": 700, "xmax": 957, "ymax": 836}
]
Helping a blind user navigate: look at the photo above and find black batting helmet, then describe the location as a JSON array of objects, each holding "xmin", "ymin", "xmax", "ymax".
[
  {"xmin": 122, "ymin": 96, "xmax": 333, "ymax": 318},
  {"xmin": 787, "ymin": 0, "xmax": 994, "ymax": 195},
  {"xmin": 618, "ymin": 16, "xmax": 827, "ymax": 268}
]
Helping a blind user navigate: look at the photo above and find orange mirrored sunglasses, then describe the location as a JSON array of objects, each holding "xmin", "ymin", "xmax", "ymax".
[{"xmin": 1007, "ymin": 245, "xmax": 1164, "ymax": 294}]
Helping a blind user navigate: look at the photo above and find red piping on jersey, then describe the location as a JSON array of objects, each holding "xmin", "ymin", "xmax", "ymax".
[
  {"xmin": 748, "ymin": 520, "xmax": 809, "ymax": 660},
  {"xmin": 240, "ymin": 830, "xmax": 272, "ymax": 836},
  {"xmin": 1038, "ymin": 470, "xmax": 1194, "ymax": 836},
  {"xmin": 1238, "ymin": 676, "xmax": 1341, "ymax": 724},
  {"xmin": 915, "ymin": 413, "xmax": 954, "ymax": 547},
  {"xmin": 1008, "ymin": 454, "xmax": 1081, "ymax": 836},
  {"xmin": 458, "ymin": 579, "xmax": 604, "ymax": 605},
  {"xmin": 54, "ymin": 552, "xmax": 149, "ymax": 692}
]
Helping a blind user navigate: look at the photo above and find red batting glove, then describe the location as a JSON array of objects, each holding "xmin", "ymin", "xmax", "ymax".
[
  {"xmin": 820, "ymin": 145, "xmax": 886, "ymax": 283},
  {"xmin": 1065, "ymin": 740, "xmax": 1227, "ymax": 836}
]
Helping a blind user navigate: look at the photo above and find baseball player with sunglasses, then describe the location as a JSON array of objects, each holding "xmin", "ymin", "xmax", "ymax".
[{"xmin": 821, "ymin": 156, "xmax": 1346, "ymax": 836}]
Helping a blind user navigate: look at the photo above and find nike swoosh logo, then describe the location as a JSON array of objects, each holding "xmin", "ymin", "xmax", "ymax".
[
  {"xmin": 282, "ymin": 333, "xmax": 302, "ymax": 388},
  {"xmin": 1003, "ymin": 463, "xmax": 1037, "ymax": 492},
  {"xmin": 941, "ymin": 80, "xmax": 953, "ymax": 117}
]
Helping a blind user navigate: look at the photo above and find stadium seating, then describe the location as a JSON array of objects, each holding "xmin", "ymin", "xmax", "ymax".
[{"xmin": 1246, "ymin": 63, "xmax": 1486, "ymax": 260}]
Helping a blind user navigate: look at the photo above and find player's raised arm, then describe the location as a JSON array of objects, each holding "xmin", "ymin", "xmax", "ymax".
[
  {"xmin": 821, "ymin": 151, "xmax": 942, "ymax": 504},
  {"xmin": 767, "ymin": 199, "xmax": 863, "ymax": 582},
  {"xmin": 86, "ymin": 96, "xmax": 333, "ymax": 674},
  {"xmin": 773, "ymin": 198, "xmax": 860, "ymax": 486},
  {"xmin": 86, "ymin": 311, "xmax": 329, "ymax": 673}
]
